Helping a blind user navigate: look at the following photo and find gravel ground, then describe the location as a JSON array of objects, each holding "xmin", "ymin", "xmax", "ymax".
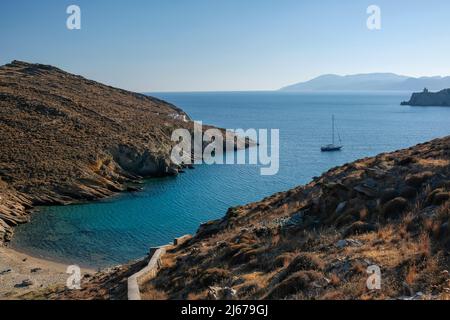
[{"xmin": 0, "ymin": 247, "xmax": 93, "ymax": 299}]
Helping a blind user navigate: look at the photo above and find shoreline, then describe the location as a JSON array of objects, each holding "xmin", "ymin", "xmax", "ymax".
[
  {"xmin": 7, "ymin": 242, "xmax": 104, "ymax": 271},
  {"xmin": 0, "ymin": 246, "xmax": 94, "ymax": 299}
]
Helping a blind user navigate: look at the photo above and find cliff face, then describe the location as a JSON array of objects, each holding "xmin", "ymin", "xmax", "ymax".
[
  {"xmin": 0, "ymin": 61, "xmax": 245, "ymax": 243},
  {"xmin": 401, "ymin": 89, "xmax": 450, "ymax": 106},
  {"xmin": 138, "ymin": 137, "xmax": 450, "ymax": 300}
]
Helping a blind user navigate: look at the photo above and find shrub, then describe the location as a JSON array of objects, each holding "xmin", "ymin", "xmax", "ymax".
[
  {"xmin": 344, "ymin": 221, "xmax": 377, "ymax": 237},
  {"xmin": 383, "ymin": 197, "xmax": 408, "ymax": 218},
  {"xmin": 265, "ymin": 271, "xmax": 321, "ymax": 299},
  {"xmin": 285, "ymin": 253, "xmax": 324, "ymax": 274},
  {"xmin": 269, "ymin": 252, "xmax": 296, "ymax": 271},
  {"xmin": 198, "ymin": 268, "xmax": 231, "ymax": 287},
  {"xmin": 405, "ymin": 172, "xmax": 433, "ymax": 189}
]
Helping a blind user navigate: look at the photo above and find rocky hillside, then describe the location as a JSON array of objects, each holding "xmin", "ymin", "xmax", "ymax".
[
  {"xmin": 401, "ymin": 88, "xmax": 450, "ymax": 106},
  {"xmin": 137, "ymin": 137, "xmax": 450, "ymax": 300},
  {"xmin": 0, "ymin": 60, "xmax": 247, "ymax": 243}
]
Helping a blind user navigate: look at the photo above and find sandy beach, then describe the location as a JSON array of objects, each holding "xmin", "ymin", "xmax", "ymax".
[{"xmin": 0, "ymin": 246, "xmax": 94, "ymax": 299}]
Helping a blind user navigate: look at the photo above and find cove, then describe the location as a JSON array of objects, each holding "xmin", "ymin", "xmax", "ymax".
[{"xmin": 11, "ymin": 91, "xmax": 450, "ymax": 268}]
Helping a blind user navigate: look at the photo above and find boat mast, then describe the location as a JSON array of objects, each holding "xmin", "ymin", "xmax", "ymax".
[{"xmin": 332, "ymin": 115, "xmax": 335, "ymax": 145}]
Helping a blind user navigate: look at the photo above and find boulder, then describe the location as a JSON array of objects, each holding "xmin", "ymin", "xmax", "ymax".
[
  {"xmin": 0, "ymin": 268, "xmax": 12, "ymax": 275},
  {"xmin": 383, "ymin": 197, "xmax": 408, "ymax": 218},
  {"xmin": 173, "ymin": 234, "xmax": 193, "ymax": 246},
  {"xmin": 396, "ymin": 156, "xmax": 415, "ymax": 166},
  {"xmin": 265, "ymin": 271, "xmax": 321, "ymax": 299},
  {"xmin": 336, "ymin": 239, "xmax": 363, "ymax": 249},
  {"xmin": 343, "ymin": 221, "xmax": 377, "ymax": 237},
  {"xmin": 285, "ymin": 253, "xmax": 324, "ymax": 273},
  {"xmin": 287, "ymin": 212, "xmax": 304, "ymax": 226},
  {"xmin": 14, "ymin": 279, "xmax": 34, "ymax": 288},
  {"xmin": 335, "ymin": 201, "xmax": 347, "ymax": 215},
  {"xmin": 432, "ymin": 192, "xmax": 449, "ymax": 205},
  {"xmin": 207, "ymin": 286, "xmax": 237, "ymax": 300},
  {"xmin": 354, "ymin": 185, "xmax": 378, "ymax": 198},
  {"xmin": 336, "ymin": 239, "xmax": 348, "ymax": 249},
  {"xmin": 380, "ymin": 188, "xmax": 399, "ymax": 205},
  {"xmin": 399, "ymin": 186, "xmax": 418, "ymax": 199},
  {"xmin": 405, "ymin": 172, "xmax": 433, "ymax": 189},
  {"xmin": 439, "ymin": 222, "xmax": 449, "ymax": 240}
]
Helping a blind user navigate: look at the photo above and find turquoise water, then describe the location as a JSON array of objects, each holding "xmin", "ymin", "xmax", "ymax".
[{"xmin": 11, "ymin": 92, "xmax": 450, "ymax": 268}]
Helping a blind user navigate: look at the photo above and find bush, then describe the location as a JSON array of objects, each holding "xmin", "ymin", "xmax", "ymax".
[
  {"xmin": 344, "ymin": 221, "xmax": 377, "ymax": 237},
  {"xmin": 269, "ymin": 252, "xmax": 296, "ymax": 271},
  {"xmin": 229, "ymin": 247, "xmax": 265, "ymax": 266},
  {"xmin": 405, "ymin": 172, "xmax": 433, "ymax": 188},
  {"xmin": 265, "ymin": 271, "xmax": 321, "ymax": 299},
  {"xmin": 380, "ymin": 188, "xmax": 399, "ymax": 205},
  {"xmin": 383, "ymin": 197, "xmax": 408, "ymax": 218},
  {"xmin": 285, "ymin": 253, "xmax": 324, "ymax": 274},
  {"xmin": 198, "ymin": 268, "xmax": 231, "ymax": 287}
]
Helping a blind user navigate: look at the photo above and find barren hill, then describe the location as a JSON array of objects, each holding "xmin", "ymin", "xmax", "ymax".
[{"xmin": 0, "ymin": 61, "xmax": 243, "ymax": 242}]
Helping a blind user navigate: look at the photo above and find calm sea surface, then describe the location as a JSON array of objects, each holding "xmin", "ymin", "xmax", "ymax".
[{"xmin": 11, "ymin": 92, "xmax": 450, "ymax": 268}]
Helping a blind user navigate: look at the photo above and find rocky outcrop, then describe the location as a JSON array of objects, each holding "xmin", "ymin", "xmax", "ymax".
[
  {"xmin": 0, "ymin": 182, "xmax": 32, "ymax": 242},
  {"xmin": 401, "ymin": 88, "xmax": 450, "ymax": 106},
  {"xmin": 0, "ymin": 61, "xmax": 250, "ymax": 243}
]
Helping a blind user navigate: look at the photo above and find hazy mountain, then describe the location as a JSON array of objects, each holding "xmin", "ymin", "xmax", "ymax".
[{"xmin": 280, "ymin": 73, "xmax": 450, "ymax": 92}]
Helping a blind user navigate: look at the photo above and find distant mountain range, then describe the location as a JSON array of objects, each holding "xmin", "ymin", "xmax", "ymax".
[{"xmin": 280, "ymin": 73, "xmax": 450, "ymax": 92}]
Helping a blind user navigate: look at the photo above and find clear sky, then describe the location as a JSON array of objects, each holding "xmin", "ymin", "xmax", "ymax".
[{"xmin": 1, "ymin": 0, "xmax": 449, "ymax": 92}]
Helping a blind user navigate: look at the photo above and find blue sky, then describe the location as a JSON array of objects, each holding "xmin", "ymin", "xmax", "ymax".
[{"xmin": 1, "ymin": 0, "xmax": 449, "ymax": 92}]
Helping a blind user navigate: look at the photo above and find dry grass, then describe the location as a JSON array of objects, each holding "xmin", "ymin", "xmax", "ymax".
[
  {"xmin": 417, "ymin": 233, "xmax": 431, "ymax": 258},
  {"xmin": 143, "ymin": 216, "xmax": 449, "ymax": 300},
  {"xmin": 141, "ymin": 287, "xmax": 168, "ymax": 300},
  {"xmin": 405, "ymin": 265, "xmax": 418, "ymax": 286},
  {"xmin": 417, "ymin": 158, "xmax": 449, "ymax": 167}
]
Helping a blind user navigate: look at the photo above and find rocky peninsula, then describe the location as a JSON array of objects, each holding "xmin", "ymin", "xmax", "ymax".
[
  {"xmin": 401, "ymin": 88, "xmax": 450, "ymax": 106},
  {"xmin": 0, "ymin": 61, "xmax": 249, "ymax": 244}
]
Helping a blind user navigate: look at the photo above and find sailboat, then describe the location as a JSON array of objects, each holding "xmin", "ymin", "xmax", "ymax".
[{"xmin": 321, "ymin": 115, "xmax": 343, "ymax": 152}]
